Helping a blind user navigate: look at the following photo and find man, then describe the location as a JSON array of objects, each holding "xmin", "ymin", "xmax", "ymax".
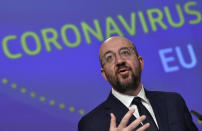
[{"xmin": 78, "ymin": 36, "xmax": 198, "ymax": 131}]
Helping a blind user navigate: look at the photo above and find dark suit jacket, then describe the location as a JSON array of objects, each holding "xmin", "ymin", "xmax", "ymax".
[{"xmin": 78, "ymin": 90, "xmax": 198, "ymax": 131}]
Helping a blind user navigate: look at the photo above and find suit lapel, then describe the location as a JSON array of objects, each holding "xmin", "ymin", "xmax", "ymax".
[
  {"xmin": 146, "ymin": 91, "xmax": 169, "ymax": 131},
  {"xmin": 104, "ymin": 93, "xmax": 141, "ymax": 127}
]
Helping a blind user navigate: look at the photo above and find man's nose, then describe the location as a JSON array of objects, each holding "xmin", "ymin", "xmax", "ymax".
[{"xmin": 115, "ymin": 54, "xmax": 125, "ymax": 66}]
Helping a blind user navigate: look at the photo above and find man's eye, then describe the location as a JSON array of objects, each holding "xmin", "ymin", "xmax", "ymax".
[
  {"xmin": 106, "ymin": 55, "xmax": 113, "ymax": 62},
  {"xmin": 121, "ymin": 50, "xmax": 130, "ymax": 56}
]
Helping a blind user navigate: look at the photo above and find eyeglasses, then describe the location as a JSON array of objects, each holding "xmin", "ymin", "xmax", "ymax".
[{"xmin": 101, "ymin": 47, "xmax": 136, "ymax": 66}]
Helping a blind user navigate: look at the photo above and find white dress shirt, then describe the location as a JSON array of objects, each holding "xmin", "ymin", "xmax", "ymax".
[{"xmin": 112, "ymin": 86, "xmax": 159, "ymax": 128}]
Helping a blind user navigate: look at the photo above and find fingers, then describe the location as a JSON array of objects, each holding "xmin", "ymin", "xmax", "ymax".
[
  {"xmin": 110, "ymin": 113, "xmax": 117, "ymax": 129},
  {"xmin": 118, "ymin": 109, "xmax": 135, "ymax": 129},
  {"xmin": 127, "ymin": 115, "xmax": 147, "ymax": 130},
  {"xmin": 136, "ymin": 123, "xmax": 150, "ymax": 131},
  {"xmin": 110, "ymin": 111, "xmax": 150, "ymax": 131}
]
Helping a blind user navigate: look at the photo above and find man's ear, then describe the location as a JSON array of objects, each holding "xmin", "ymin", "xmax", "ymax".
[
  {"xmin": 101, "ymin": 68, "xmax": 109, "ymax": 81},
  {"xmin": 138, "ymin": 56, "xmax": 144, "ymax": 71}
]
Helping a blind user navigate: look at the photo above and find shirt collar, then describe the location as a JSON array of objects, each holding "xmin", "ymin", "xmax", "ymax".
[{"xmin": 112, "ymin": 85, "xmax": 149, "ymax": 108}]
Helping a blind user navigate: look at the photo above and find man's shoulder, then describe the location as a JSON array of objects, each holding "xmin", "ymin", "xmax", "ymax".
[
  {"xmin": 147, "ymin": 90, "xmax": 186, "ymax": 106},
  {"xmin": 148, "ymin": 90, "xmax": 182, "ymax": 98},
  {"xmin": 80, "ymin": 101, "xmax": 108, "ymax": 121}
]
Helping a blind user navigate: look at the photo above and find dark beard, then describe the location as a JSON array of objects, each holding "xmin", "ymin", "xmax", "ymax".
[
  {"xmin": 115, "ymin": 72, "xmax": 140, "ymax": 93},
  {"xmin": 105, "ymin": 67, "xmax": 141, "ymax": 94}
]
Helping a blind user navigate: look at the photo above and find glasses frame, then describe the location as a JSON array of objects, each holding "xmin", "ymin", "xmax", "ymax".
[{"xmin": 101, "ymin": 47, "xmax": 136, "ymax": 66}]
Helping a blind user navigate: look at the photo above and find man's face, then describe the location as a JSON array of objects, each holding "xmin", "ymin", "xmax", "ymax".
[{"xmin": 99, "ymin": 37, "xmax": 144, "ymax": 93}]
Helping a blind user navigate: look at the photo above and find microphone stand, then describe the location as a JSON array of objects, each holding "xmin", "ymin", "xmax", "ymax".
[{"xmin": 191, "ymin": 110, "xmax": 202, "ymax": 125}]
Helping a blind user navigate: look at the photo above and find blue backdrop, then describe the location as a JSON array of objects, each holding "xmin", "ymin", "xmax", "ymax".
[{"xmin": 0, "ymin": 0, "xmax": 201, "ymax": 130}]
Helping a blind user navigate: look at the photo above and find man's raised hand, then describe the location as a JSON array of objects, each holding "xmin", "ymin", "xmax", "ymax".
[{"xmin": 109, "ymin": 109, "xmax": 150, "ymax": 131}]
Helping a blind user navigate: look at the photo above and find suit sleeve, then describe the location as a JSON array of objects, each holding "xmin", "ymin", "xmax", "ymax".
[{"xmin": 177, "ymin": 94, "xmax": 198, "ymax": 131}]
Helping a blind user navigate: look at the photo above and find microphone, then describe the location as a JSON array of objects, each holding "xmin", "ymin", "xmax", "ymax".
[{"xmin": 191, "ymin": 110, "xmax": 202, "ymax": 125}]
